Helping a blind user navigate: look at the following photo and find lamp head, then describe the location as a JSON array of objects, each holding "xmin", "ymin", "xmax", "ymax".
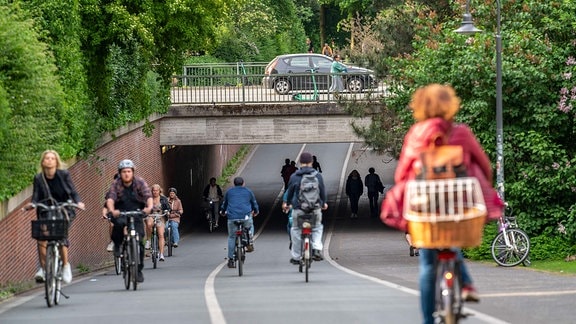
[{"xmin": 454, "ymin": 13, "xmax": 482, "ymax": 35}]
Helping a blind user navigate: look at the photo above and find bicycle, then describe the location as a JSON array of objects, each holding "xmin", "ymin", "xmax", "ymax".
[
  {"xmin": 204, "ymin": 199, "xmax": 217, "ymax": 233},
  {"xmin": 149, "ymin": 210, "xmax": 168, "ymax": 269},
  {"xmin": 30, "ymin": 200, "xmax": 82, "ymax": 307},
  {"xmin": 296, "ymin": 214, "xmax": 315, "ymax": 282},
  {"xmin": 232, "ymin": 219, "xmax": 251, "ymax": 277},
  {"xmin": 114, "ymin": 210, "xmax": 145, "ymax": 291},
  {"xmin": 165, "ymin": 215, "xmax": 179, "ymax": 257},
  {"xmin": 491, "ymin": 204, "xmax": 531, "ymax": 267},
  {"xmin": 404, "ymin": 178, "xmax": 487, "ymax": 324}
]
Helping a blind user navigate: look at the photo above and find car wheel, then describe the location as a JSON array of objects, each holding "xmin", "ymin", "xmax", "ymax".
[
  {"xmin": 347, "ymin": 77, "xmax": 364, "ymax": 93},
  {"xmin": 274, "ymin": 78, "xmax": 291, "ymax": 95}
]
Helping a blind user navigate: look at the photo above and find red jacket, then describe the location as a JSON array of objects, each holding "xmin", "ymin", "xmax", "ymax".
[{"xmin": 381, "ymin": 118, "xmax": 503, "ymax": 231}]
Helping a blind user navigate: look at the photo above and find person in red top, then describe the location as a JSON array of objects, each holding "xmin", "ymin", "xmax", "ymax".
[{"xmin": 381, "ymin": 84, "xmax": 503, "ymax": 324}]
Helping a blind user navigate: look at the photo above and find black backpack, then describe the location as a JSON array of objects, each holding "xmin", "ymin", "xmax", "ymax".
[{"xmin": 298, "ymin": 171, "xmax": 320, "ymax": 212}]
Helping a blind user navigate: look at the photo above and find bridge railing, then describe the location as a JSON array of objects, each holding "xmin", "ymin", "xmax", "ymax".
[{"xmin": 170, "ymin": 72, "xmax": 388, "ymax": 105}]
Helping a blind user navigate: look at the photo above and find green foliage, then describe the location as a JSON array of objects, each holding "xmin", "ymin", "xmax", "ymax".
[
  {"xmin": 0, "ymin": 4, "xmax": 69, "ymax": 199},
  {"xmin": 217, "ymin": 145, "xmax": 252, "ymax": 187},
  {"xmin": 348, "ymin": 1, "xmax": 576, "ymax": 258}
]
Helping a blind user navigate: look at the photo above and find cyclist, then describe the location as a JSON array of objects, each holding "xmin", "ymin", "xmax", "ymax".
[
  {"xmin": 220, "ymin": 177, "xmax": 259, "ymax": 269},
  {"xmin": 202, "ymin": 177, "xmax": 223, "ymax": 228},
  {"xmin": 166, "ymin": 187, "xmax": 183, "ymax": 247},
  {"xmin": 29, "ymin": 150, "xmax": 85, "ymax": 284},
  {"xmin": 381, "ymin": 84, "xmax": 502, "ymax": 324},
  {"xmin": 106, "ymin": 159, "xmax": 153, "ymax": 283},
  {"xmin": 145, "ymin": 184, "xmax": 170, "ymax": 260},
  {"xmin": 282, "ymin": 152, "xmax": 328, "ymax": 264}
]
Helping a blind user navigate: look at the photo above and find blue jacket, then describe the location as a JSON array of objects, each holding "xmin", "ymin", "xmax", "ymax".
[
  {"xmin": 284, "ymin": 166, "xmax": 327, "ymax": 210},
  {"xmin": 220, "ymin": 186, "xmax": 259, "ymax": 220}
]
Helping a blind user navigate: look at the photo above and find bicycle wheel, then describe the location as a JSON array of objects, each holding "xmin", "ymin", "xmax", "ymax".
[
  {"xmin": 151, "ymin": 231, "xmax": 158, "ymax": 269},
  {"xmin": 45, "ymin": 245, "xmax": 56, "ymax": 307},
  {"xmin": 236, "ymin": 236, "xmax": 244, "ymax": 277},
  {"xmin": 54, "ymin": 255, "xmax": 63, "ymax": 305},
  {"xmin": 436, "ymin": 261, "xmax": 456, "ymax": 324},
  {"xmin": 130, "ymin": 238, "xmax": 139, "ymax": 290},
  {"xmin": 208, "ymin": 211, "xmax": 215, "ymax": 233},
  {"xmin": 491, "ymin": 228, "xmax": 530, "ymax": 267},
  {"xmin": 166, "ymin": 225, "xmax": 173, "ymax": 257},
  {"xmin": 304, "ymin": 237, "xmax": 311, "ymax": 283},
  {"xmin": 114, "ymin": 253, "xmax": 121, "ymax": 275},
  {"xmin": 123, "ymin": 241, "xmax": 131, "ymax": 290}
]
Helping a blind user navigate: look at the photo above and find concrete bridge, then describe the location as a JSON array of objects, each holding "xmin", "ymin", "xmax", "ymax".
[{"xmin": 160, "ymin": 102, "xmax": 380, "ymax": 145}]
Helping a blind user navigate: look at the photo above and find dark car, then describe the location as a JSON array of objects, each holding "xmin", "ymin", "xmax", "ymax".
[{"xmin": 262, "ymin": 53, "xmax": 377, "ymax": 95}]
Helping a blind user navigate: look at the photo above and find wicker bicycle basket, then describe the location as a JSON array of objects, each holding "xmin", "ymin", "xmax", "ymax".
[
  {"xmin": 403, "ymin": 177, "xmax": 487, "ymax": 249},
  {"xmin": 31, "ymin": 219, "xmax": 69, "ymax": 241}
]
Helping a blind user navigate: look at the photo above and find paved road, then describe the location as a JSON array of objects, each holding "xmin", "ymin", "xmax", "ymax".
[{"xmin": 1, "ymin": 143, "xmax": 575, "ymax": 324}]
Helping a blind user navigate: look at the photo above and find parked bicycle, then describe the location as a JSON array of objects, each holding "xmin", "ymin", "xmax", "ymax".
[
  {"xmin": 232, "ymin": 219, "xmax": 251, "ymax": 276},
  {"xmin": 30, "ymin": 200, "xmax": 82, "ymax": 307},
  {"xmin": 491, "ymin": 204, "xmax": 531, "ymax": 267},
  {"xmin": 149, "ymin": 210, "xmax": 168, "ymax": 268},
  {"xmin": 296, "ymin": 214, "xmax": 315, "ymax": 282},
  {"xmin": 113, "ymin": 210, "xmax": 145, "ymax": 290},
  {"xmin": 204, "ymin": 199, "xmax": 217, "ymax": 233}
]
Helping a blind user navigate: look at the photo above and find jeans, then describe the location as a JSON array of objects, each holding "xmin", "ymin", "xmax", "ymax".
[
  {"xmin": 419, "ymin": 248, "xmax": 473, "ymax": 324},
  {"xmin": 166, "ymin": 220, "xmax": 180, "ymax": 244},
  {"xmin": 227, "ymin": 217, "xmax": 253, "ymax": 259},
  {"xmin": 367, "ymin": 191, "xmax": 379, "ymax": 216},
  {"xmin": 290, "ymin": 208, "xmax": 323, "ymax": 259}
]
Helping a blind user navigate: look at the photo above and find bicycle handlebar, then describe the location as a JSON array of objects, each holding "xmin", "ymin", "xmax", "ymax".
[{"xmin": 28, "ymin": 201, "xmax": 84, "ymax": 212}]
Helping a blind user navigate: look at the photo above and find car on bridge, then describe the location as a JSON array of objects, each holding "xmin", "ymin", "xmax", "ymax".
[{"xmin": 262, "ymin": 53, "xmax": 377, "ymax": 95}]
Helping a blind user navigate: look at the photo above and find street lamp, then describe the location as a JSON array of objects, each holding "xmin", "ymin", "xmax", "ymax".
[{"xmin": 455, "ymin": 0, "xmax": 504, "ymax": 201}]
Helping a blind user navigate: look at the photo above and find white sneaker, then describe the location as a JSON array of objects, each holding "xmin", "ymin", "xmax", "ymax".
[
  {"xmin": 145, "ymin": 240, "xmax": 151, "ymax": 250},
  {"xmin": 34, "ymin": 268, "xmax": 45, "ymax": 282},
  {"xmin": 159, "ymin": 254, "xmax": 165, "ymax": 261},
  {"xmin": 62, "ymin": 263, "xmax": 72, "ymax": 284},
  {"xmin": 106, "ymin": 241, "xmax": 114, "ymax": 252}
]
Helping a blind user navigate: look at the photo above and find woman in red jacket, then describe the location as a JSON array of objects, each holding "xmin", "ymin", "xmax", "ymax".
[{"xmin": 381, "ymin": 84, "xmax": 503, "ymax": 324}]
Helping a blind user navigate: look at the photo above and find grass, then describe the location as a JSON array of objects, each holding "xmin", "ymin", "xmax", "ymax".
[
  {"xmin": 217, "ymin": 145, "xmax": 252, "ymax": 187},
  {"xmin": 524, "ymin": 260, "xmax": 576, "ymax": 275},
  {"xmin": 0, "ymin": 281, "xmax": 35, "ymax": 302}
]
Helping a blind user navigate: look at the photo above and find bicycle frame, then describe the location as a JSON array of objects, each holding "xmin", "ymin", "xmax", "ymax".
[{"xmin": 149, "ymin": 212, "xmax": 166, "ymax": 268}]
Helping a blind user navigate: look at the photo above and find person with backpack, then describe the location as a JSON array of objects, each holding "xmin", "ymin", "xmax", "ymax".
[
  {"xmin": 282, "ymin": 152, "xmax": 328, "ymax": 264},
  {"xmin": 380, "ymin": 84, "xmax": 503, "ymax": 324}
]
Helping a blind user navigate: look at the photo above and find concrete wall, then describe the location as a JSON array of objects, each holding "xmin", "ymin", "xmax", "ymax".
[
  {"xmin": 0, "ymin": 119, "xmax": 242, "ymax": 287},
  {"xmin": 160, "ymin": 103, "xmax": 376, "ymax": 145}
]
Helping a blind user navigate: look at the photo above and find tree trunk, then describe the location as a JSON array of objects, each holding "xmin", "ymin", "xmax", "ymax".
[{"xmin": 319, "ymin": 4, "xmax": 325, "ymax": 47}]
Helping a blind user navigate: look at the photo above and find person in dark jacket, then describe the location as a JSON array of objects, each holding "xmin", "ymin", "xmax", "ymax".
[
  {"xmin": 203, "ymin": 177, "xmax": 223, "ymax": 227},
  {"xmin": 220, "ymin": 177, "xmax": 259, "ymax": 268},
  {"xmin": 28, "ymin": 150, "xmax": 85, "ymax": 284},
  {"xmin": 364, "ymin": 167, "xmax": 383, "ymax": 217},
  {"xmin": 282, "ymin": 152, "xmax": 328, "ymax": 263},
  {"xmin": 345, "ymin": 170, "xmax": 363, "ymax": 218}
]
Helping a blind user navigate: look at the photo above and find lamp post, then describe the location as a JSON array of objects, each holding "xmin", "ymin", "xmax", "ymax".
[{"xmin": 455, "ymin": 0, "xmax": 504, "ymax": 201}]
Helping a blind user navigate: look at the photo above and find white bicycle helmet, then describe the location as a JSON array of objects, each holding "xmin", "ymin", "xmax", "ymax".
[{"xmin": 118, "ymin": 159, "xmax": 135, "ymax": 171}]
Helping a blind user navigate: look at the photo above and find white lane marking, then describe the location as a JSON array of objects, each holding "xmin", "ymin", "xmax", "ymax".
[
  {"xmin": 204, "ymin": 262, "xmax": 227, "ymax": 324},
  {"xmin": 323, "ymin": 143, "xmax": 510, "ymax": 324},
  {"xmin": 203, "ymin": 144, "xmax": 307, "ymax": 324},
  {"xmin": 482, "ymin": 290, "xmax": 576, "ymax": 298}
]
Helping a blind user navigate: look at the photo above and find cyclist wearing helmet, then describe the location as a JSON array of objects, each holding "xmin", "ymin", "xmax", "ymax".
[
  {"xmin": 166, "ymin": 187, "xmax": 183, "ymax": 247},
  {"xmin": 106, "ymin": 159, "xmax": 153, "ymax": 283}
]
